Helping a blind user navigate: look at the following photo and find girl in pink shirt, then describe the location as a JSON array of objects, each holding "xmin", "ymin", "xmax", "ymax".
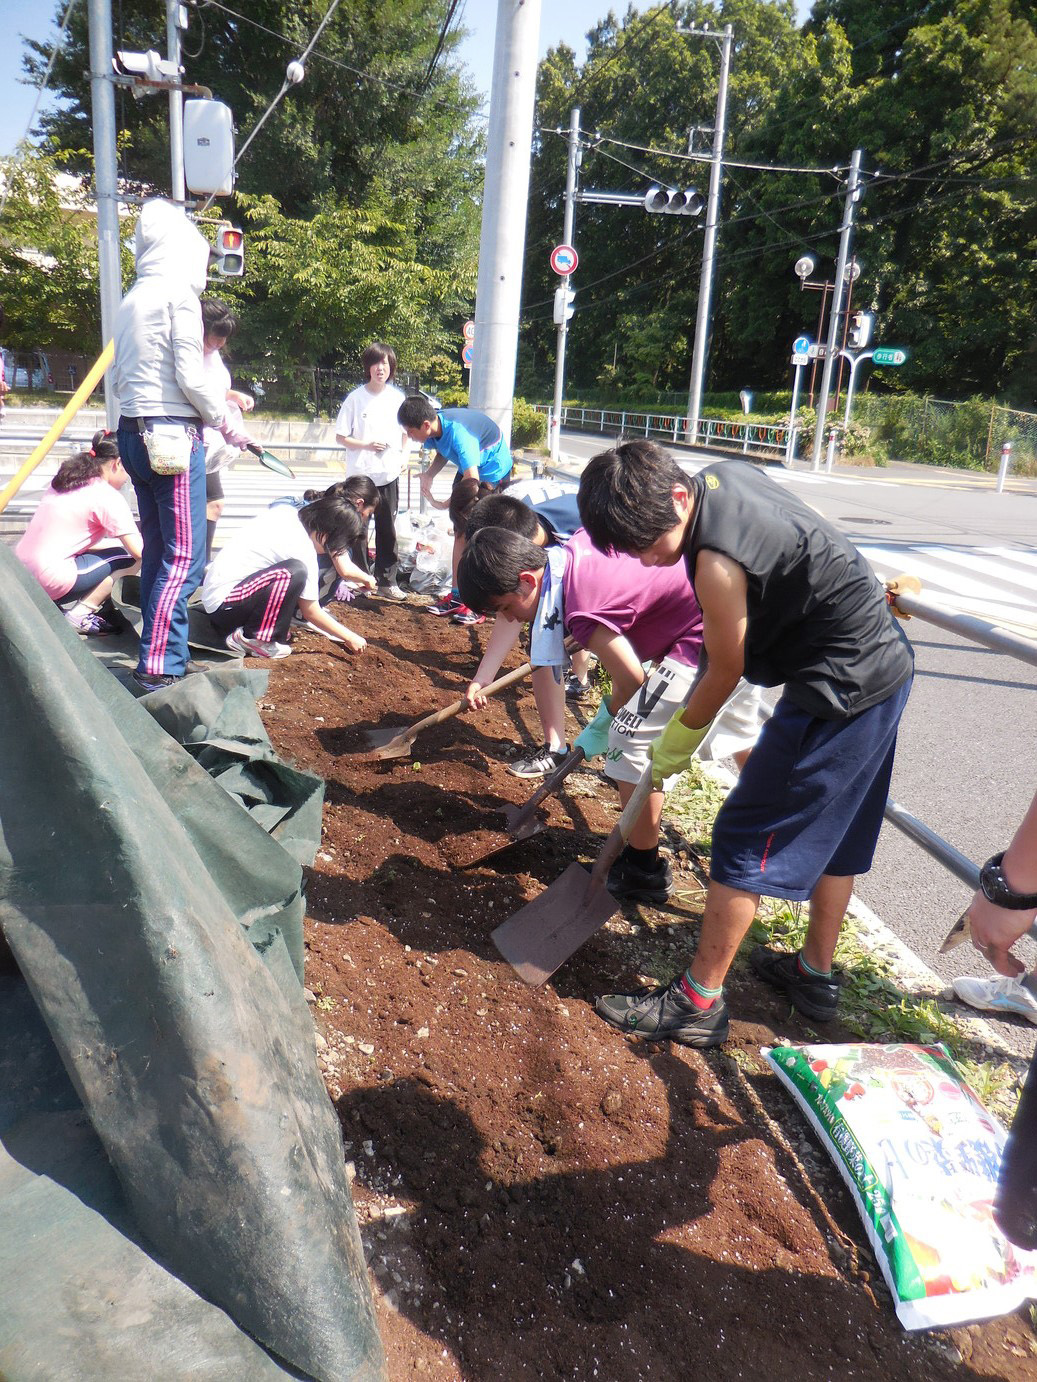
[{"xmin": 15, "ymin": 432, "xmax": 143, "ymax": 635}]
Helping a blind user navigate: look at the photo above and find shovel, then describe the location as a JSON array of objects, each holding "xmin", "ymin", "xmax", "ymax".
[
  {"xmin": 258, "ymin": 448, "xmax": 295, "ymax": 478},
  {"xmin": 499, "ymin": 746, "xmax": 586, "ymax": 841},
  {"xmin": 358, "ymin": 659, "xmax": 538, "ymax": 760},
  {"xmin": 492, "ymin": 762, "xmax": 657, "ymax": 986}
]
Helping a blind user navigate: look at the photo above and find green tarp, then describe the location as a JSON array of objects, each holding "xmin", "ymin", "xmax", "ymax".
[{"xmin": 0, "ymin": 548, "xmax": 384, "ymax": 1381}]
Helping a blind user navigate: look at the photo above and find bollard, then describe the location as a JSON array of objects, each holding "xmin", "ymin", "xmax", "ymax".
[
  {"xmin": 996, "ymin": 439, "xmax": 1013, "ymax": 494},
  {"xmin": 825, "ymin": 429, "xmax": 838, "ymax": 473}
]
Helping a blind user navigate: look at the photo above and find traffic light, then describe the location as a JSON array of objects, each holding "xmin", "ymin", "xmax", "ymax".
[
  {"xmin": 848, "ymin": 311, "xmax": 873, "ymax": 348},
  {"xmin": 211, "ymin": 226, "xmax": 244, "ymax": 277},
  {"xmin": 643, "ymin": 184, "xmax": 704, "ymax": 216},
  {"xmin": 112, "ymin": 49, "xmax": 182, "ymax": 88},
  {"xmin": 553, "ymin": 286, "xmax": 575, "ymax": 325}
]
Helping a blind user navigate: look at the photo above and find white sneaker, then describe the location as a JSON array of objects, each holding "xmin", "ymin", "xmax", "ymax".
[
  {"xmin": 226, "ymin": 628, "xmax": 292, "ymax": 659},
  {"xmin": 952, "ymin": 974, "xmax": 1037, "ymax": 1024},
  {"xmin": 377, "ymin": 583, "xmax": 408, "ymax": 601}
]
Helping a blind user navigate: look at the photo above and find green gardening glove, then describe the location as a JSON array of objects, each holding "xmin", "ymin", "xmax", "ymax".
[
  {"xmin": 574, "ymin": 699, "xmax": 613, "ymax": 759},
  {"xmin": 649, "ymin": 708, "xmax": 711, "ymax": 787}
]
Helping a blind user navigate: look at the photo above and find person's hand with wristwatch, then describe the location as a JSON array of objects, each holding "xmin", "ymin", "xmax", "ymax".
[{"xmin": 968, "ymin": 846, "xmax": 1037, "ymax": 978}]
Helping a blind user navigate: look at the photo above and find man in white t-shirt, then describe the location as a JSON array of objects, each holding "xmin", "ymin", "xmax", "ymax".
[{"xmin": 334, "ymin": 342, "xmax": 408, "ymax": 599}]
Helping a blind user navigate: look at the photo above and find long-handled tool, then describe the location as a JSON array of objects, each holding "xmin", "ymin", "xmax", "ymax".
[
  {"xmin": 499, "ymin": 746, "xmax": 586, "ymax": 841},
  {"xmin": 492, "ymin": 763, "xmax": 656, "ymax": 986},
  {"xmin": 358, "ymin": 660, "xmax": 538, "ymax": 760}
]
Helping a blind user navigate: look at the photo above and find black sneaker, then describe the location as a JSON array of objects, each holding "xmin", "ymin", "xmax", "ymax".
[
  {"xmin": 131, "ymin": 670, "xmax": 182, "ymax": 692},
  {"xmin": 564, "ymin": 673, "xmax": 593, "ymax": 702},
  {"xmin": 596, "ymin": 976, "xmax": 729, "ymax": 1047},
  {"xmin": 750, "ymin": 945, "xmax": 840, "ymax": 1022},
  {"xmin": 507, "ymin": 744, "xmax": 569, "ymax": 779},
  {"xmin": 607, "ymin": 851, "xmax": 674, "ymax": 903}
]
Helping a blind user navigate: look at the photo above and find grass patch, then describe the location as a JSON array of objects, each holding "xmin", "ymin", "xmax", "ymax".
[{"xmin": 661, "ymin": 762, "xmax": 1023, "ymax": 1121}]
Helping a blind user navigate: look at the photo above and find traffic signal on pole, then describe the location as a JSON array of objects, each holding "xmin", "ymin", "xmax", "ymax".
[
  {"xmin": 553, "ymin": 286, "xmax": 575, "ymax": 325},
  {"xmin": 212, "ymin": 226, "xmax": 244, "ymax": 277},
  {"xmin": 848, "ymin": 310, "xmax": 873, "ymax": 348},
  {"xmin": 643, "ymin": 184, "xmax": 704, "ymax": 216}
]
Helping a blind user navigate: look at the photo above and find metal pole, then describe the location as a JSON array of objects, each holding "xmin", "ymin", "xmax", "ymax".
[
  {"xmin": 787, "ymin": 361, "xmax": 803, "ymax": 462},
  {"xmin": 550, "ymin": 106, "xmax": 580, "ymax": 465},
  {"xmin": 997, "ymin": 440, "xmax": 1013, "ymax": 493},
  {"xmin": 811, "ymin": 149, "xmax": 863, "ymax": 470},
  {"xmin": 883, "ymin": 799, "xmax": 980, "ymax": 891},
  {"xmin": 891, "ymin": 589, "xmax": 1037, "ymax": 669},
  {"xmin": 87, "ymin": 0, "xmax": 123, "ymax": 430},
  {"xmin": 842, "ymin": 350, "xmax": 870, "ymax": 431},
  {"xmin": 686, "ymin": 23, "xmax": 733, "ymax": 445},
  {"xmin": 468, "ymin": 0, "xmax": 543, "ymax": 444},
  {"xmin": 167, "ymin": 0, "xmax": 185, "ymax": 203}
]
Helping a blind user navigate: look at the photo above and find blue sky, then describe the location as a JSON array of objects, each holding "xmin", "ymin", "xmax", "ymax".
[{"xmin": 2, "ymin": 2, "xmax": 810, "ymax": 157}]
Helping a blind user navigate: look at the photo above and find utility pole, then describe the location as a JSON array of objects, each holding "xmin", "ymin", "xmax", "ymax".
[
  {"xmin": 166, "ymin": 0, "xmax": 185, "ymax": 203},
  {"xmin": 685, "ymin": 22, "xmax": 733, "ymax": 445},
  {"xmin": 87, "ymin": 0, "xmax": 123, "ymax": 429},
  {"xmin": 550, "ymin": 107, "xmax": 580, "ymax": 464},
  {"xmin": 468, "ymin": 0, "xmax": 543, "ymax": 443},
  {"xmin": 810, "ymin": 148, "xmax": 863, "ymax": 470}
]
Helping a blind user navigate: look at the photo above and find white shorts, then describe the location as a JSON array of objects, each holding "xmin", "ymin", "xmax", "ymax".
[{"xmin": 603, "ymin": 662, "xmax": 770, "ymax": 788}]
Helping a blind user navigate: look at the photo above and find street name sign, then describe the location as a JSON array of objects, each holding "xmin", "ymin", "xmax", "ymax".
[{"xmin": 872, "ymin": 347, "xmax": 908, "ymax": 366}]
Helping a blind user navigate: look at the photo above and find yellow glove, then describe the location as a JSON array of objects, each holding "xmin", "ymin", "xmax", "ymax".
[{"xmin": 649, "ymin": 708, "xmax": 711, "ymax": 787}]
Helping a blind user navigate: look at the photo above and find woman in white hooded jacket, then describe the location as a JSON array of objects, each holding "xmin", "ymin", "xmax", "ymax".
[{"xmin": 112, "ymin": 199, "xmax": 228, "ymax": 691}]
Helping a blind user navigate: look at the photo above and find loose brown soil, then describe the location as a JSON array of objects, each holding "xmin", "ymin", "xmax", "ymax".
[{"xmin": 261, "ymin": 599, "xmax": 1037, "ymax": 1381}]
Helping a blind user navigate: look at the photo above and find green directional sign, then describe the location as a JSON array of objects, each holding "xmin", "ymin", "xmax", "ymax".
[{"xmin": 872, "ymin": 347, "xmax": 908, "ymax": 366}]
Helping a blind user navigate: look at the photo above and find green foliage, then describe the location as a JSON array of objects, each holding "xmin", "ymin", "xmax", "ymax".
[
  {"xmin": 0, "ymin": 146, "xmax": 122, "ymax": 353},
  {"xmin": 510, "ymin": 397, "xmax": 547, "ymax": 450},
  {"xmin": 519, "ymin": 0, "xmax": 1037, "ymax": 405}
]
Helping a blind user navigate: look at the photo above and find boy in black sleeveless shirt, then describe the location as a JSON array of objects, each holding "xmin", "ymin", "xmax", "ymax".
[{"xmin": 577, "ymin": 442, "xmax": 914, "ymax": 1047}]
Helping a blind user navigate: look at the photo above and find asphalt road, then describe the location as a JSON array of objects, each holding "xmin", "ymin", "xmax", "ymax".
[{"xmin": 555, "ymin": 432, "xmax": 1037, "ymax": 1010}]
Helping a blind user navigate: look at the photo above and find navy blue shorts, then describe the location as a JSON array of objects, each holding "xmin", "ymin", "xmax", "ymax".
[{"xmin": 709, "ymin": 678, "xmax": 912, "ymax": 901}]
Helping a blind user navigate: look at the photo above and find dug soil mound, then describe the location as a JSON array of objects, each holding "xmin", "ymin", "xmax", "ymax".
[{"xmin": 262, "ymin": 598, "xmax": 1036, "ymax": 1380}]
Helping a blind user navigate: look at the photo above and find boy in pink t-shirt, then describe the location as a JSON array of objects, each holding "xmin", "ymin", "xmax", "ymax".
[
  {"xmin": 458, "ymin": 525, "xmax": 760, "ymax": 902},
  {"xmin": 15, "ymin": 434, "xmax": 142, "ymax": 634}
]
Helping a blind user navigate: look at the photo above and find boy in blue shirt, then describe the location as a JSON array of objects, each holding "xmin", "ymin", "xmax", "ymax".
[{"xmin": 397, "ymin": 396, "xmax": 513, "ymax": 625}]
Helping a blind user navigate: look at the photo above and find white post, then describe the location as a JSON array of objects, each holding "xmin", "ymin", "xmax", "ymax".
[
  {"xmin": 811, "ymin": 149, "xmax": 863, "ymax": 470},
  {"xmin": 842, "ymin": 349, "xmax": 871, "ymax": 432},
  {"xmin": 87, "ymin": 0, "xmax": 123, "ymax": 429},
  {"xmin": 550, "ymin": 107, "xmax": 581, "ymax": 464},
  {"xmin": 997, "ymin": 440, "xmax": 1013, "ymax": 493},
  {"xmin": 686, "ymin": 24, "xmax": 733, "ymax": 445},
  {"xmin": 468, "ymin": 0, "xmax": 543, "ymax": 444},
  {"xmin": 787, "ymin": 360, "xmax": 803, "ymax": 463},
  {"xmin": 825, "ymin": 428, "xmax": 838, "ymax": 473},
  {"xmin": 167, "ymin": 0, "xmax": 185, "ymax": 204}
]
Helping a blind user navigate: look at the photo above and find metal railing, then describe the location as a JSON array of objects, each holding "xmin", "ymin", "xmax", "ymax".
[
  {"xmin": 535, "ymin": 402, "xmax": 794, "ymax": 461},
  {"xmin": 883, "ymin": 586, "xmax": 1037, "ymax": 937}
]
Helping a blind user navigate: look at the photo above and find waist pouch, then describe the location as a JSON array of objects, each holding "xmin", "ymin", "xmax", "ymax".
[{"xmin": 142, "ymin": 421, "xmax": 196, "ymax": 476}]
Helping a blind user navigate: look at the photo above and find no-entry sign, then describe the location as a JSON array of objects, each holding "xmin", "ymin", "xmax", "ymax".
[{"xmin": 550, "ymin": 244, "xmax": 579, "ymax": 275}]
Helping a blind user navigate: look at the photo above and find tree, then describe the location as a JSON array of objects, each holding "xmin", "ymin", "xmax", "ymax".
[{"xmin": 0, "ymin": 145, "xmax": 119, "ymax": 353}]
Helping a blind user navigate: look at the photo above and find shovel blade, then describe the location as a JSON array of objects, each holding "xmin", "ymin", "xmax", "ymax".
[
  {"xmin": 492, "ymin": 863, "xmax": 619, "ymax": 986},
  {"xmin": 259, "ymin": 449, "xmax": 295, "ymax": 478},
  {"xmin": 499, "ymin": 802, "xmax": 546, "ymax": 841},
  {"xmin": 360, "ymin": 725, "xmax": 415, "ymax": 758}
]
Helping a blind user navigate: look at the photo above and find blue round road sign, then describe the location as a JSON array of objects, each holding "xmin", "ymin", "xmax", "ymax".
[{"xmin": 793, "ymin": 335, "xmax": 811, "ymax": 355}]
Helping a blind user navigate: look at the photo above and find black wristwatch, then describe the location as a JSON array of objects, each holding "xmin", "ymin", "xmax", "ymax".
[{"xmin": 979, "ymin": 852, "xmax": 1037, "ymax": 910}]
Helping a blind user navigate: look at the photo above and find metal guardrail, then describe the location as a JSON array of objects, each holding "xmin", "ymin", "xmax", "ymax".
[
  {"xmin": 534, "ymin": 402, "xmax": 794, "ymax": 461},
  {"xmin": 883, "ymin": 587, "xmax": 1037, "ymax": 933}
]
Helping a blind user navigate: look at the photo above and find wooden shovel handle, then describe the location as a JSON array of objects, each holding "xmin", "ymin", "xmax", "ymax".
[
  {"xmin": 589, "ymin": 763, "xmax": 657, "ymax": 889},
  {"xmin": 512, "ymin": 746, "xmax": 586, "ymax": 821},
  {"xmin": 403, "ymin": 635, "xmax": 580, "ymax": 738},
  {"xmin": 404, "ymin": 659, "xmax": 536, "ymax": 737}
]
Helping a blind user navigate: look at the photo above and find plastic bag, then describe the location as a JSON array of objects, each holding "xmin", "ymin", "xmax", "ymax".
[
  {"xmin": 765, "ymin": 1041, "xmax": 1037, "ymax": 1330},
  {"xmin": 407, "ymin": 513, "xmax": 452, "ymax": 593}
]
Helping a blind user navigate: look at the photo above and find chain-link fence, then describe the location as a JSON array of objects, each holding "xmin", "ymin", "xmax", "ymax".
[{"xmin": 855, "ymin": 395, "xmax": 1037, "ymax": 475}]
